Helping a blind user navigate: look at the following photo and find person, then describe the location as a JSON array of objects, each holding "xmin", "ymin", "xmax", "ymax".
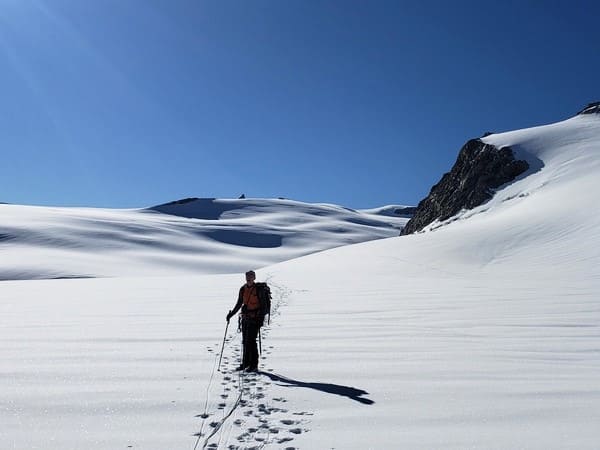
[{"xmin": 226, "ymin": 270, "xmax": 267, "ymax": 372}]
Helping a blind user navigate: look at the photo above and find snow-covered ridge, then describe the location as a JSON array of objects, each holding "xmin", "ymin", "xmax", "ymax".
[
  {"xmin": 358, "ymin": 204, "xmax": 417, "ymax": 217},
  {"xmin": 150, "ymin": 197, "xmax": 385, "ymax": 220},
  {"xmin": 0, "ymin": 198, "xmax": 411, "ymax": 280}
]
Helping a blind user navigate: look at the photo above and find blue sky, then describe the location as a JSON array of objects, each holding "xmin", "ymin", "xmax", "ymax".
[{"xmin": 0, "ymin": 0, "xmax": 598, "ymax": 209}]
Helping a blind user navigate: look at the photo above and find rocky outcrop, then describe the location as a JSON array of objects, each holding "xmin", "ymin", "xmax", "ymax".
[
  {"xmin": 158, "ymin": 197, "xmax": 200, "ymax": 206},
  {"xmin": 577, "ymin": 101, "xmax": 600, "ymax": 115},
  {"xmin": 401, "ymin": 139, "xmax": 529, "ymax": 235}
]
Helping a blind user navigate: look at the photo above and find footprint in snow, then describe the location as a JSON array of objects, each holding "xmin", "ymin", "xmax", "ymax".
[{"xmin": 236, "ymin": 432, "xmax": 250, "ymax": 441}]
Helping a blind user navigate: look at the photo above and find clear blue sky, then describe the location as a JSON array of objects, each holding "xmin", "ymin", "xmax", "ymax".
[{"xmin": 0, "ymin": 0, "xmax": 598, "ymax": 209}]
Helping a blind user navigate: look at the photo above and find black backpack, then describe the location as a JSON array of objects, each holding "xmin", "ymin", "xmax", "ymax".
[{"xmin": 255, "ymin": 282, "xmax": 272, "ymax": 324}]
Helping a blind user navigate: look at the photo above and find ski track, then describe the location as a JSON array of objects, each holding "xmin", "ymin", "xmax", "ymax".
[{"xmin": 194, "ymin": 281, "xmax": 311, "ymax": 450}]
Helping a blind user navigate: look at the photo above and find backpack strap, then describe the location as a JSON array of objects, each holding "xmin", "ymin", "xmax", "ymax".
[{"xmin": 254, "ymin": 282, "xmax": 272, "ymax": 324}]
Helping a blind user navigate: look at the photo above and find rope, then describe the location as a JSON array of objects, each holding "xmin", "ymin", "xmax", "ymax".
[{"xmin": 192, "ymin": 345, "xmax": 220, "ymax": 450}]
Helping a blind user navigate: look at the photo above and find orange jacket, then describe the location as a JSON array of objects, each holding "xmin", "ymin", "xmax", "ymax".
[{"xmin": 242, "ymin": 285, "xmax": 260, "ymax": 311}]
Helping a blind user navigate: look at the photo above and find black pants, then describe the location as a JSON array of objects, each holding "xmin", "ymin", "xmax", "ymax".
[{"xmin": 241, "ymin": 318, "xmax": 260, "ymax": 369}]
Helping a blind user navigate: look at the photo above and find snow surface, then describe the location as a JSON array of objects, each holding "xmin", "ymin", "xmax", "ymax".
[
  {"xmin": 0, "ymin": 198, "xmax": 408, "ymax": 280},
  {"xmin": 1, "ymin": 114, "xmax": 600, "ymax": 449}
]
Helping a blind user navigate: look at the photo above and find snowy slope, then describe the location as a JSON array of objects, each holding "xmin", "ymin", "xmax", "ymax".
[
  {"xmin": 260, "ymin": 113, "xmax": 600, "ymax": 449},
  {"xmin": 0, "ymin": 198, "xmax": 409, "ymax": 280},
  {"xmin": 1, "ymin": 114, "xmax": 600, "ymax": 449}
]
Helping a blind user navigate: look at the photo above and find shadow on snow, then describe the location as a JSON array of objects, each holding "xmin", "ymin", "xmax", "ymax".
[{"xmin": 258, "ymin": 371, "xmax": 375, "ymax": 405}]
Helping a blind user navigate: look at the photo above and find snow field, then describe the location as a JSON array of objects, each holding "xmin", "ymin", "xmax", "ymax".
[
  {"xmin": 1, "ymin": 113, "xmax": 600, "ymax": 448},
  {"xmin": 264, "ymin": 243, "xmax": 600, "ymax": 449},
  {"xmin": 1, "ymin": 276, "xmax": 234, "ymax": 449}
]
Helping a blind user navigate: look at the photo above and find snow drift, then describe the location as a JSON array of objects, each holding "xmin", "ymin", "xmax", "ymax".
[{"xmin": 0, "ymin": 198, "xmax": 409, "ymax": 280}]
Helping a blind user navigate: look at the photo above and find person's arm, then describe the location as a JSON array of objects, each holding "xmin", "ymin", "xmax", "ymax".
[{"xmin": 226, "ymin": 287, "xmax": 244, "ymax": 321}]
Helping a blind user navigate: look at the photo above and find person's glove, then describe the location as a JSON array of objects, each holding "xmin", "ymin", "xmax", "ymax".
[{"xmin": 226, "ymin": 310, "xmax": 233, "ymax": 322}]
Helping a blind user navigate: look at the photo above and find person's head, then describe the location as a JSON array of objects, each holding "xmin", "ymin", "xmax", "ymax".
[{"xmin": 245, "ymin": 270, "xmax": 256, "ymax": 285}]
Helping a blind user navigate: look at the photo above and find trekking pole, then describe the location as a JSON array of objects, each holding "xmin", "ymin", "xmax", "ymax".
[
  {"xmin": 258, "ymin": 328, "xmax": 262, "ymax": 355},
  {"xmin": 217, "ymin": 319, "xmax": 230, "ymax": 373},
  {"xmin": 239, "ymin": 316, "xmax": 244, "ymax": 368}
]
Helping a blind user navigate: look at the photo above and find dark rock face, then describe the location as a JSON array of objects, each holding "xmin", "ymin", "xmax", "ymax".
[
  {"xmin": 401, "ymin": 139, "xmax": 529, "ymax": 235},
  {"xmin": 158, "ymin": 197, "xmax": 200, "ymax": 207},
  {"xmin": 577, "ymin": 101, "xmax": 600, "ymax": 115}
]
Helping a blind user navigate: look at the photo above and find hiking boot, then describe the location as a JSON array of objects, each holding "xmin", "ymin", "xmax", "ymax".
[
  {"xmin": 245, "ymin": 366, "xmax": 258, "ymax": 373},
  {"xmin": 234, "ymin": 365, "xmax": 247, "ymax": 371}
]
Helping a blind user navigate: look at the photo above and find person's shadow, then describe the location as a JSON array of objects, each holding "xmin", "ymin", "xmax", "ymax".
[{"xmin": 258, "ymin": 371, "xmax": 374, "ymax": 405}]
